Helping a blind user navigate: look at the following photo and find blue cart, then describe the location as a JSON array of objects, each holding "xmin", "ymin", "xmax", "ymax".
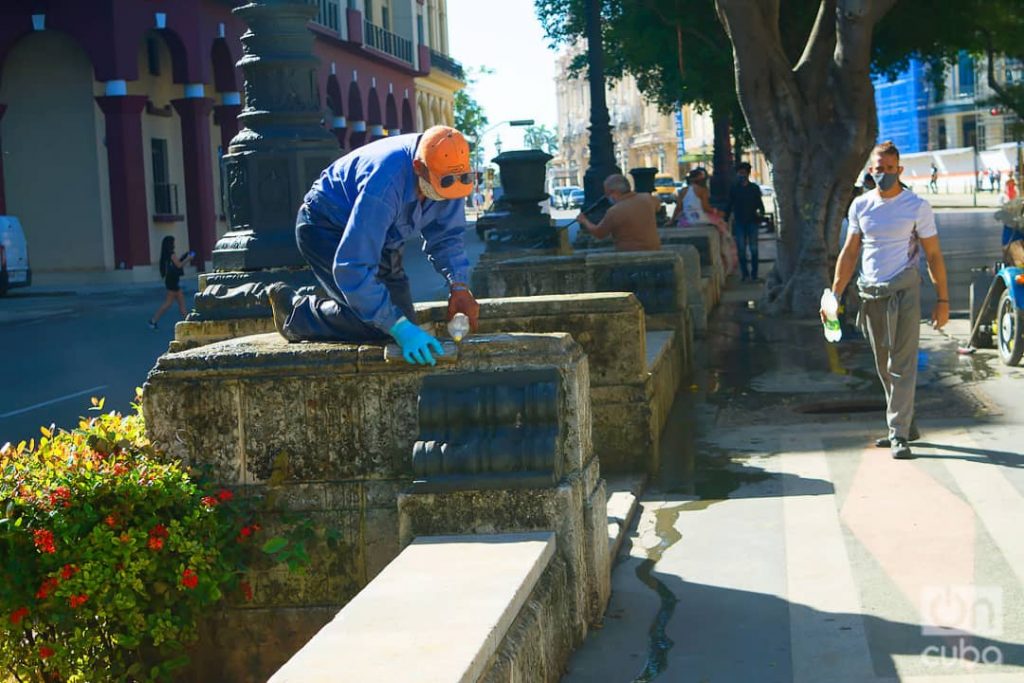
[{"xmin": 968, "ymin": 239, "xmax": 1024, "ymax": 366}]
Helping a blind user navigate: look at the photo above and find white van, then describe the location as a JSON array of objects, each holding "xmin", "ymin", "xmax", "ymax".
[{"xmin": 0, "ymin": 216, "xmax": 31, "ymax": 295}]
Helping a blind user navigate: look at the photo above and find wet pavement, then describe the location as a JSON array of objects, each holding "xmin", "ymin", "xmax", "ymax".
[{"xmin": 564, "ymin": 279, "xmax": 1024, "ymax": 683}]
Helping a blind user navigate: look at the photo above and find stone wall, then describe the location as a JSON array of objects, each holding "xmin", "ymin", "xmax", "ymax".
[
  {"xmin": 142, "ymin": 332, "xmax": 604, "ymax": 681},
  {"xmin": 417, "ymin": 293, "xmax": 681, "ymax": 473}
]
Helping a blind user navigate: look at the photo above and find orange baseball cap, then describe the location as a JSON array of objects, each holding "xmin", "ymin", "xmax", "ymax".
[{"xmin": 419, "ymin": 125, "xmax": 473, "ymax": 200}]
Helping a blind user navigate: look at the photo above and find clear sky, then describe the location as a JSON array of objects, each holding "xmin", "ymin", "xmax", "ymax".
[{"xmin": 445, "ymin": 0, "xmax": 561, "ymax": 163}]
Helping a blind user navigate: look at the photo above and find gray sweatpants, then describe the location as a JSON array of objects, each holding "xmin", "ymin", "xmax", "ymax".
[{"xmin": 859, "ymin": 277, "xmax": 921, "ymax": 441}]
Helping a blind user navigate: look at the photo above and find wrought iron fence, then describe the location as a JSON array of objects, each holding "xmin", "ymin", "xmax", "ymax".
[
  {"xmin": 364, "ymin": 20, "xmax": 412, "ymax": 64},
  {"xmin": 314, "ymin": 0, "xmax": 341, "ymax": 32},
  {"xmin": 428, "ymin": 48, "xmax": 465, "ymax": 80}
]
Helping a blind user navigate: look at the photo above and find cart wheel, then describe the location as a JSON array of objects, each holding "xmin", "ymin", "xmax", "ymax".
[
  {"xmin": 969, "ymin": 278, "xmax": 994, "ymax": 348},
  {"xmin": 997, "ymin": 289, "xmax": 1024, "ymax": 366}
]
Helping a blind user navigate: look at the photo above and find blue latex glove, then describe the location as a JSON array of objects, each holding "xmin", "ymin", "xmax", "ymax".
[{"xmin": 389, "ymin": 318, "xmax": 444, "ymax": 366}]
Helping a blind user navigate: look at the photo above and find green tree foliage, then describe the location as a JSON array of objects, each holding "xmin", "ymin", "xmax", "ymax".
[
  {"xmin": 523, "ymin": 124, "xmax": 559, "ymax": 154},
  {"xmin": 873, "ymin": 0, "xmax": 1024, "ymax": 132}
]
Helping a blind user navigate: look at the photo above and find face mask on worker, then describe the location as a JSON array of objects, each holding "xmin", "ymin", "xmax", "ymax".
[
  {"xmin": 418, "ymin": 175, "xmax": 446, "ymax": 202},
  {"xmin": 871, "ymin": 172, "xmax": 899, "ymax": 191}
]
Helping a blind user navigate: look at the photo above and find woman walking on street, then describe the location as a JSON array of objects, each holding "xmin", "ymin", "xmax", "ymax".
[{"xmin": 148, "ymin": 236, "xmax": 194, "ymax": 329}]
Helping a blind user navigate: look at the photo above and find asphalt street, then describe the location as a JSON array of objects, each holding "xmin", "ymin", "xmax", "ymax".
[{"xmin": 0, "ymin": 206, "xmax": 1006, "ymax": 448}]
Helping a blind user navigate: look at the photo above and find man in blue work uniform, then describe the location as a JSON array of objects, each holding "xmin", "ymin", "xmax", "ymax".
[{"xmin": 265, "ymin": 125, "xmax": 480, "ymax": 366}]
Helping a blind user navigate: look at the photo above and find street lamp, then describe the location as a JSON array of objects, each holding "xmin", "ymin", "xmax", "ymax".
[
  {"xmin": 581, "ymin": 0, "xmax": 621, "ymax": 213},
  {"xmin": 468, "ymin": 118, "xmax": 535, "ymax": 166}
]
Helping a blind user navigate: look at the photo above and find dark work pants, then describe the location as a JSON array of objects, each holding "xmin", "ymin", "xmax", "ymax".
[
  {"xmin": 733, "ymin": 221, "xmax": 760, "ymax": 280},
  {"xmin": 282, "ymin": 203, "xmax": 415, "ymax": 342}
]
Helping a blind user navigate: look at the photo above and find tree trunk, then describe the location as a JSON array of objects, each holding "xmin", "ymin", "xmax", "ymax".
[
  {"xmin": 710, "ymin": 104, "xmax": 734, "ymax": 206},
  {"xmin": 715, "ymin": 0, "xmax": 896, "ymax": 316}
]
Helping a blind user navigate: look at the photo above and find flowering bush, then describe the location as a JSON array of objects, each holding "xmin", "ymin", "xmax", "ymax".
[{"xmin": 0, "ymin": 397, "xmax": 303, "ymax": 682}]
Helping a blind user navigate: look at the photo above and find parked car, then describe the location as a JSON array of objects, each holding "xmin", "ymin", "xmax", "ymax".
[
  {"xmin": 654, "ymin": 173, "xmax": 678, "ymax": 203},
  {"xmin": 553, "ymin": 185, "xmax": 582, "ymax": 209},
  {"xmin": 0, "ymin": 216, "xmax": 31, "ymax": 296},
  {"xmin": 567, "ymin": 189, "xmax": 586, "ymax": 210}
]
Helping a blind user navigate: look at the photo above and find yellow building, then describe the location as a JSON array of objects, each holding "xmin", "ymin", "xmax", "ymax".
[
  {"xmin": 553, "ymin": 44, "xmax": 681, "ymax": 187},
  {"xmin": 414, "ymin": 0, "xmax": 463, "ymax": 130}
]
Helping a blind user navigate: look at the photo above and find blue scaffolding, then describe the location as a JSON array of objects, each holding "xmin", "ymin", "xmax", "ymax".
[{"xmin": 874, "ymin": 59, "xmax": 930, "ymax": 153}]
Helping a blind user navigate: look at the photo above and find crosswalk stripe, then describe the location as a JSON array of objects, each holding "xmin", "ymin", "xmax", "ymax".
[{"xmin": 778, "ymin": 443, "xmax": 877, "ymax": 683}]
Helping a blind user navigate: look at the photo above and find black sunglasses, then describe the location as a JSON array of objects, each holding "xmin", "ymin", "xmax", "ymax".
[{"xmin": 437, "ymin": 172, "xmax": 475, "ymax": 188}]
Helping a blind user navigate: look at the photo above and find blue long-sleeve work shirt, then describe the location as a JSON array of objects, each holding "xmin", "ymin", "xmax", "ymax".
[{"xmin": 303, "ymin": 134, "xmax": 471, "ymax": 332}]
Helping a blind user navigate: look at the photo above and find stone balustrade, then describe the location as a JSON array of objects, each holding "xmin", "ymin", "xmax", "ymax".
[
  {"xmin": 417, "ymin": 293, "xmax": 681, "ymax": 473},
  {"xmin": 142, "ymin": 332, "xmax": 606, "ymax": 681},
  {"xmin": 470, "ymin": 250, "xmax": 693, "ymax": 366}
]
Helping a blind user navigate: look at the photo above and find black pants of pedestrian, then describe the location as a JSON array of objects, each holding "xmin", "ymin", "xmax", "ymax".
[{"xmin": 282, "ymin": 203, "xmax": 415, "ymax": 342}]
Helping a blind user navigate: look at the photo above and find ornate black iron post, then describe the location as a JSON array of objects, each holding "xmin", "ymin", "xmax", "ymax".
[
  {"xmin": 581, "ymin": 0, "xmax": 620, "ymax": 214},
  {"xmin": 191, "ymin": 0, "xmax": 340, "ymax": 321}
]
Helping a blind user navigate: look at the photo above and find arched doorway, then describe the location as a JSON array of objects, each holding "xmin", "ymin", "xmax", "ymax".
[
  {"xmin": 366, "ymin": 85, "xmax": 383, "ymax": 141},
  {"xmin": 385, "ymin": 92, "xmax": 399, "ymax": 135},
  {"xmin": 402, "ymin": 96, "xmax": 415, "ymax": 135},
  {"xmin": 0, "ymin": 32, "xmax": 107, "ymax": 271},
  {"xmin": 326, "ymin": 74, "xmax": 345, "ymax": 149},
  {"xmin": 347, "ymin": 80, "xmax": 365, "ymax": 148}
]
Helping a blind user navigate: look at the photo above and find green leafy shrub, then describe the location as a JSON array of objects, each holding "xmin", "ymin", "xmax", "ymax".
[{"xmin": 0, "ymin": 398, "xmax": 301, "ymax": 682}]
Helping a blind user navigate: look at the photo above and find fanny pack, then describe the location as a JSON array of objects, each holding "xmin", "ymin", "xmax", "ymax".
[{"xmin": 856, "ymin": 267, "xmax": 921, "ymax": 349}]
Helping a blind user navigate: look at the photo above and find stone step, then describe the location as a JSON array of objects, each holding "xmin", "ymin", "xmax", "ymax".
[
  {"xmin": 605, "ymin": 475, "xmax": 646, "ymax": 565},
  {"xmin": 268, "ymin": 532, "xmax": 556, "ymax": 683}
]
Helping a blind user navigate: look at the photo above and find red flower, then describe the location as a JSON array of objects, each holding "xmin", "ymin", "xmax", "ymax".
[
  {"xmin": 9, "ymin": 607, "xmax": 29, "ymax": 625},
  {"xmin": 61, "ymin": 564, "xmax": 79, "ymax": 580},
  {"xmin": 104, "ymin": 515, "xmax": 118, "ymax": 528},
  {"xmin": 149, "ymin": 524, "xmax": 168, "ymax": 539},
  {"xmin": 38, "ymin": 646, "xmax": 54, "ymax": 659},
  {"xmin": 33, "ymin": 529, "xmax": 56, "ymax": 554},
  {"xmin": 68, "ymin": 593, "xmax": 88, "ymax": 609},
  {"xmin": 48, "ymin": 486, "xmax": 71, "ymax": 508},
  {"xmin": 201, "ymin": 496, "xmax": 218, "ymax": 508},
  {"xmin": 240, "ymin": 580, "xmax": 253, "ymax": 602},
  {"xmin": 147, "ymin": 536, "xmax": 164, "ymax": 551},
  {"xmin": 217, "ymin": 488, "xmax": 234, "ymax": 502},
  {"xmin": 180, "ymin": 568, "xmax": 199, "ymax": 590},
  {"xmin": 36, "ymin": 578, "xmax": 59, "ymax": 600}
]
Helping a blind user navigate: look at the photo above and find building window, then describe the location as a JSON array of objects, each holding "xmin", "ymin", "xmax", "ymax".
[
  {"xmin": 417, "ymin": 14, "xmax": 424, "ymax": 46},
  {"xmin": 382, "ymin": 5, "xmax": 390, "ymax": 30},
  {"xmin": 957, "ymin": 53, "xmax": 975, "ymax": 98},
  {"xmin": 962, "ymin": 118, "xmax": 977, "ymax": 148},
  {"xmin": 146, "ymin": 36, "xmax": 161, "ymax": 76},
  {"xmin": 151, "ymin": 138, "xmax": 178, "ymax": 215},
  {"xmin": 365, "ymin": 0, "xmax": 374, "ymax": 23}
]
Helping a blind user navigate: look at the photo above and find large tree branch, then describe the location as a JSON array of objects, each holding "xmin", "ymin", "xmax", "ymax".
[
  {"xmin": 716, "ymin": 0, "xmax": 804, "ymax": 156},
  {"xmin": 979, "ymin": 28, "xmax": 1023, "ymax": 121},
  {"xmin": 794, "ymin": 0, "xmax": 837, "ymax": 97}
]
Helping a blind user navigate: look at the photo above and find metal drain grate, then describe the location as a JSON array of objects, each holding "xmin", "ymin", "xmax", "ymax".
[{"xmin": 795, "ymin": 399, "xmax": 887, "ymax": 415}]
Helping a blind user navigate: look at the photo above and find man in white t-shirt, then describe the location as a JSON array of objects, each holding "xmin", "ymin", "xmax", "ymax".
[{"xmin": 825, "ymin": 140, "xmax": 949, "ymax": 459}]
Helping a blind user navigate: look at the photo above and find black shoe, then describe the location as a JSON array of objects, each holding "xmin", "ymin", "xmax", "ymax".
[
  {"xmin": 875, "ymin": 424, "xmax": 920, "ymax": 448},
  {"xmin": 891, "ymin": 438, "xmax": 913, "ymax": 459},
  {"xmin": 264, "ymin": 283, "xmax": 297, "ymax": 339}
]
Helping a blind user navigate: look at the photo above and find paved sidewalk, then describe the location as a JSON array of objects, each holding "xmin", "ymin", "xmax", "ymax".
[{"xmin": 565, "ymin": 282, "xmax": 1024, "ymax": 682}]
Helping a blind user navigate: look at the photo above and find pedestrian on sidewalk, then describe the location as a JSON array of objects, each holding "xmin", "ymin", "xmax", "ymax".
[
  {"xmin": 929, "ymin": 163, "xmax": 938, "ymax": 194},
  {"xmin": 576, "ymin": 173, "xmax": 661, "ymax": 252},
  {"xmin": 148, "ymin": 236, "xmax": 194, "ymax": 330},
  {"xmin": 824, "ymin": 140, "xmax": 950, "ymax": 460},
  {"xmin": 263, "ymin": 125, "xmax": 479, "ymax": 367},
  {"xmin": 724, "ymin": 162, "xmax": 765, "ymax": 282},
  {"xmin": 673, "ymin": 167, "xmax": 738, "ymax": 274}
]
